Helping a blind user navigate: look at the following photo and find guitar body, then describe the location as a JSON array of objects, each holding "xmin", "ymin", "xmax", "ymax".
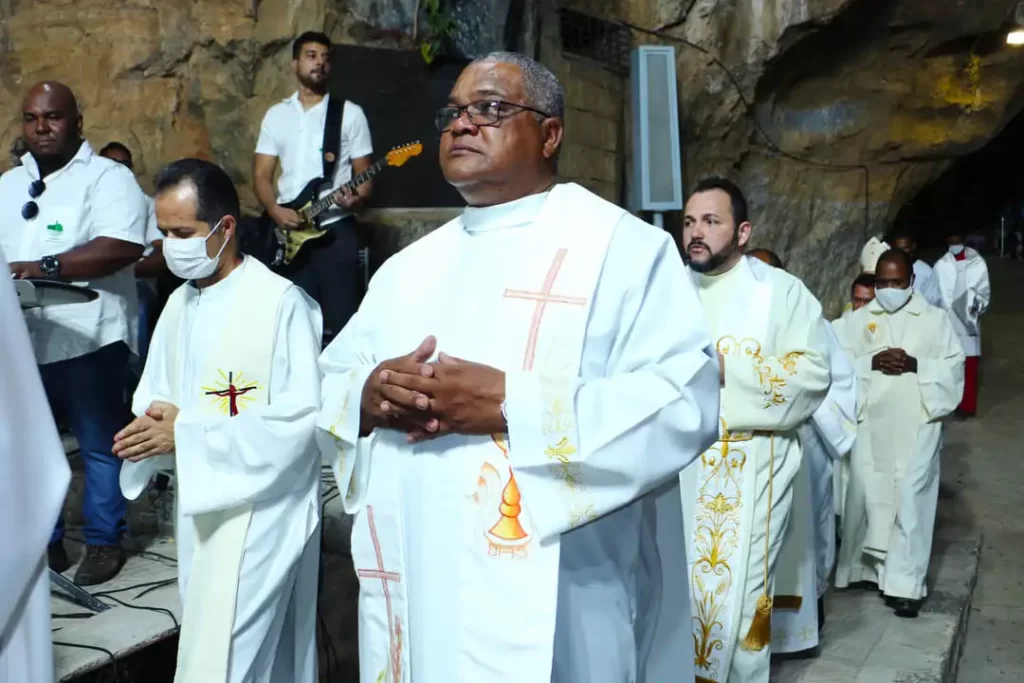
[
  {"xmin": 245, "ymin": 142, "xmax": 423, "ymax": 268},
  {"xmin": 275, "ymin": 177, "xmax": 332, "ymax": 266}
]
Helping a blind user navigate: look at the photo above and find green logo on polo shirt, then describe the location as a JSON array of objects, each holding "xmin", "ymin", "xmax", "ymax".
[{"xmin": 46, "ymin": 221, "xmax": 63, "ymax": 233}]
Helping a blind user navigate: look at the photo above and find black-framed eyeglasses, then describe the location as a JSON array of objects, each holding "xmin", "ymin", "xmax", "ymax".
[
  {"xmin": 22, "ymin": 180, "xmax": 45, "ymax": 220},
  {"xmin": 434, "ymin": 99, "xmax": 551, "ymax": 133}
]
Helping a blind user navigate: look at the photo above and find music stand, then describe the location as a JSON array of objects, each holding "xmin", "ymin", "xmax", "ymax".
[
  {"xmin": 16, "ymin": 278, "xmax": 111, "ymax": 611},
  {"xmin": 14, "ymin": 278, "xmax": 98, "ymax": 309}
]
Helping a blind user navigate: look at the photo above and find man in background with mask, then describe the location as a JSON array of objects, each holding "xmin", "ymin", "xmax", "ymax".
[
  {"xmin": 926, "ymin": 231, "xmax": 991, "ymax": 417},
  {"xmin": 112, "ymin": 159, "xmax": 324, "ymax": 681},
  {"xmin": 679, "ymin": 177, "xmax": 831, "ymax": 682},
  {"xmin": 834, "ymin": 249, "xmax": 963, "ymax": 618}
]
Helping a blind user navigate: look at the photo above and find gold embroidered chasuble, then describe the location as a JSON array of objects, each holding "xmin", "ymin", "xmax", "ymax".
[{"xmin": 680, "ymin": 256, "xmax": 831, "ymax": 683}]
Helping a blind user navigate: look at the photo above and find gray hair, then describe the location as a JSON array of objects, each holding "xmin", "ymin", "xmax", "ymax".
[{"xmin": 474, "ymin": 51, "xmax": 565, "ymax": 119}]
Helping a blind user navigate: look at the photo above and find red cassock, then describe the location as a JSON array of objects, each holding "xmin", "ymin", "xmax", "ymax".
[
  {"xmin": 953, "ymin": 250, "xmax": 979, "ymax": 415},
  {"xmin": 959, "ymin": 355, "xmax": 979, "ymax": 415}
]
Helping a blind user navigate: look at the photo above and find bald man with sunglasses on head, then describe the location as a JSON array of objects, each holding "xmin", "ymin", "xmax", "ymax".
[{"xmin": 0, "ymin": 81, "xmax": 148, "ymax": 586}]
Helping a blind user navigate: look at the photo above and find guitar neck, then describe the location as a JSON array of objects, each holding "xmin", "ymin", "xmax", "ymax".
[{"xmin": 306, "ymin": 160, "xmax": 387, "ymax": 219}]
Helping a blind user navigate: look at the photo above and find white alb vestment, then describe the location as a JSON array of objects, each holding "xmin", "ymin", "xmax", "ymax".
[
  {"xmin": 911, "ymin": 260, "xmax": 938, "ymax": 305},
  {"xmin": 0, "ymin": 247, "xmax": 72, "ymax": 683},
  {"xmin": 317, "ymin": 184, "xmax": 720, "ymax": 683},
  {"xmin": 927, "ymin": 247, "xmax": 991, "ymax": 356},
  {"xmin": 772, "ymin": 320, "xmax": 857, "ymax": 653},
  {"xmin": 680, "ymin": 256, "xmax": 831, "ymax": 682},
  {"xmin": 121, "ymin": 257, "xmax": 324, "ymax": 683},
  {"xmin": 834, "ymin": 294, "xmax": 964, "ymax": 599},
  {"xmin": 830, "ymin": 311, "xmax": 859, "ymax": 523}
]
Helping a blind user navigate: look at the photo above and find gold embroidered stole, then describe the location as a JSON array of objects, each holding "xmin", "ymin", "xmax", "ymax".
[
  {"xmin": 459, "ymin": 184, "xmax": 619, "ymax": 681},
  {"xmin": 686, "ymin": 258, "xmax": 773, "ymax": 680}
]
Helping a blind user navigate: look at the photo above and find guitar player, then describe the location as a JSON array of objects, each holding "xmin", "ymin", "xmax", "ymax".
[{"xmin": 253, "ymin": 30, "xmax": 373, "ymax": 344}]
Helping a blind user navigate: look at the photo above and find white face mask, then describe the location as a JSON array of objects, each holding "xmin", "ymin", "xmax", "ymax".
[
  {"xmin": 949, "ymin": 244, "xmax": 965, "ymax": 255},
  {"xmin": 163, "ymin": 219, "xmax": 228, "ymax": 281},
  {"xmin": 875, "ymin": 286, "xmax": 912, "ymax": 313}
]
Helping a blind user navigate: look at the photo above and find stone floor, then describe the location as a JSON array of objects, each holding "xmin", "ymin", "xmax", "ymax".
[
  {"xmin": 772, "ymin": 254, "xmax": 1023, "ymax": 682},
  {"xmin": 942, "ymin": 256, "xmax": 1024, "ymax": 682}
]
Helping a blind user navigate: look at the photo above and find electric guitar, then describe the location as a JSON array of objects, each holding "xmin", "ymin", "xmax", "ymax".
[{"xmin": 270, "ymin": 141, "xmax": 423, "ymax": 266}]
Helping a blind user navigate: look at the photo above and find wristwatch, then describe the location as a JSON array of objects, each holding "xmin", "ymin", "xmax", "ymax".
[{"xmin": 38, "ymin": 255, "xmax": 61, "ymax": 278}]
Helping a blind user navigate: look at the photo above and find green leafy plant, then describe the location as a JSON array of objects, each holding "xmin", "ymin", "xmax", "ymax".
[{"xmin": 420, "ymin": 0, "xmax": 457, "ymax": 64}]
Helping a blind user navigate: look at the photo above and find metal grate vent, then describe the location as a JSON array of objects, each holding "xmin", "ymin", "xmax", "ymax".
[{"xmin": 558, "ymin": 8, "xmax": 631, "ymax": 74}]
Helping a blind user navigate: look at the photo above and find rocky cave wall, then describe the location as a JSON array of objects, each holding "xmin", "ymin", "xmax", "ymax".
[
  {"xmin": 627, "ymin": 0, "xmax": 1024, "ymax": 310},
  {"xmin": 0, "ymin": 0, "xmax": 439, "ymax": 204},
  {"xmin": 1, "ymin": 0, "xmax": 1023, "ymax": 311}
]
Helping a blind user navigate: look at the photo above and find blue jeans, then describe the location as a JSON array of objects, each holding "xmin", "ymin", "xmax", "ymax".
[{"xmin": 40, "ymin": 342, "xmax": 130, "ymax": 546}]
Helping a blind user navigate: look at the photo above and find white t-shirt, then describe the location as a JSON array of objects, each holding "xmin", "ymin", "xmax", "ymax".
[
  {"xmin": 0, "ymin": 140, "xmax": 148, "ymax": 364},
  {"xmin": 255, "ymin": 93, "xmax": 373, "ymax": 225},
  {"xmin": 143, "ymin": 195, "xmax": 161, "ymax": 253},
  {"xmin": 137, "ymin": 194, "xmax": 162, "ymax": 300}
]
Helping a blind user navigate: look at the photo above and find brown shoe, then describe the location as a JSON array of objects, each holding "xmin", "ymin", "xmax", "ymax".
[
  {"xmin": 73, "ymin": 544, "xmax": 125, "ymax": 586},
  {"xmin": 48, "ymin": 541, "xmax": 71, "ymax": 573}
]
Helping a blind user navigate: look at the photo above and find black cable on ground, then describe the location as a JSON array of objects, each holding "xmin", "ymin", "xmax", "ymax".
[
  {"xmin": 94, "ymin": 592, "xmax": 179, "ymax": 629},
  {"xmin": 91, "ymin": 577, "xmax": 178, "ymax": 600},
  {"xmin": 132, "ymin": 578, "xmax": 179, "ymax": 600},
  {"xmin": 613, "ymin": 18, "xmax": 873, "ymax": 241}
]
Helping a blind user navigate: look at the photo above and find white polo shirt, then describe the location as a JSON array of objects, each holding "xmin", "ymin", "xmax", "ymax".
[
  {"xmin": 0, "ymin": 140, "xmax": 148, "ymax": 364},
  {"xmin": 255, "ymin": 93, "xmax": 373, "ymax": 225}
]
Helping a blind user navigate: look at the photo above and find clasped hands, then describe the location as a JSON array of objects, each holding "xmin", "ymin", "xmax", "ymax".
[
  {"xmin": 360, "ymin": 336, "xmax": 506, "ymax": 443},
  {"xmin": 871, "ymin": 347, "xmax": 918, "ymax": 376},
  {"xmin": 112, "ymin": 401, "xmax": 179, "ymax": 462}
]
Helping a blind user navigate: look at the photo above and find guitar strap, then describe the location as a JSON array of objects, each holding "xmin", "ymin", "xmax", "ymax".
[{"xmin": 321, "ymin": 94, "xmax": 345, "ymax": 183}]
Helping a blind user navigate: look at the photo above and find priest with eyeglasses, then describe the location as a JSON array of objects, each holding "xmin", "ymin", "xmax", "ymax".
[{"xmin": 317, "ymin": 52, "xmax": 721, "ymax": 682}]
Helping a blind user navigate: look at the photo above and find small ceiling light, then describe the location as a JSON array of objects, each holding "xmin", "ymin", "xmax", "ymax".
[{"xmin": 1010, "ymin": 2, "xmax": 1024, "ymax": 46}]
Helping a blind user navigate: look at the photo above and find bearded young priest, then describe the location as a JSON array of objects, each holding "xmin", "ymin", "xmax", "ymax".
[
  {"xmin": 317, "ymin": 52, "xmax": 721, "ymax": 683},
  {"xmin": 678, "ymin": 178, "xmax": 832, "ymax": 683},
  {"xmin": 113, "ymin": 159, "xmax": 324, "ymax": 682},
  {"xmin": 834, "ymin": 249, "xmax": 964, "ymax": 618}
]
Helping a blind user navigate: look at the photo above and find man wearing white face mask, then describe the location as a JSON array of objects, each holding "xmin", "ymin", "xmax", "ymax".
[
  {"xmin": 926, "ymin": 231, "xmax": 991, "ymax": 417},
  {"xmin": 111, "ymin": 159, "xmax": 324, "ymax": 682},
  {"xmin": 834, "ymin": 249, "xmax": 964, "ymax": 619}
]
